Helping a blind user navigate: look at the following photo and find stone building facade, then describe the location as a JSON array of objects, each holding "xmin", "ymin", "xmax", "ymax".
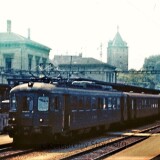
[
  {"xmin": 0, "ymin": 20, "xmax": 51, "ymax": 83},
  {"xmin": 107, "ymin": 29, "xmax": 128, "ymax": 71},
  {"xmin": 52, "ymin": 54, "xmax": 116, "ymax": 82}
]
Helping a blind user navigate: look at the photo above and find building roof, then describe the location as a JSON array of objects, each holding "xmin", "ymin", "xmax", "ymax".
[
  {"xmin": 53, "ymin": 54, "xmax": 116, "ymax": 69},
  {"xmin": 0, "ymin": 32, "xmax": 51, "ymax": 51},
  {"xmin": 53, "ymin": 54, "xmax": 103, "ymax": 65},
  {"xmin": 108, "ymin": 31, "xmax": 127, "ymax": 47}
]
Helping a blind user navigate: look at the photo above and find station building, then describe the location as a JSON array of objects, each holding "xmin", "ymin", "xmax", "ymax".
[
  {"xmin": 0, "ymin": 20, "xmax": 51, "ymax": 83},
  {"xmin": 52, "ymin": 54, "xmax": 116, "ymax": 82}
]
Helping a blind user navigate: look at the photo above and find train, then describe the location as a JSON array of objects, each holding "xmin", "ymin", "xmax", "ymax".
[
  {"xmin": 7, "ymin": 78, "xmax": 160, "ymax": 144},
  {"xmin": 0, "ymin": 84, "xmax": 11, "ymax": 133}
]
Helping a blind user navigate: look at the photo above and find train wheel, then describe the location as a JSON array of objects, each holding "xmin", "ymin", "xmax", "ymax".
[
  {"xmin": 51, "ymin": 133, "xmax": 62, "ymax": 145},
  {"xmin": 13, "ymin": 136, "xmax": 31, "ymax": 148}
]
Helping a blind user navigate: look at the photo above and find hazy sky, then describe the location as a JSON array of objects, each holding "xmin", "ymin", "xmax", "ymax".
[{"xmin": 0, "ymin": 0, "xmax": 160, "ymax": 70}]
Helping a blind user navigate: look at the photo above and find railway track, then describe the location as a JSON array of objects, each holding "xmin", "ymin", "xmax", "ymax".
[
  {"xmin": 0, "ymin": 144, "xmax": 36, "ymax": 160},
  {"xmin": 0, "ymin": 123, "xmax": 160, "ymax": 160},
  {"xmin": 60, "ymin": 124, "xmax": 160, "ymax": 160},
  {"xmin": 0, "ymin": 143, "xmax": 12, "ymax": 149}
]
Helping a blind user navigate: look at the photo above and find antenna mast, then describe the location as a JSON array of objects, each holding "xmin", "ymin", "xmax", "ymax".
[{"xmin": 100, "ymin": 43, "xmax": 103, "ymax": 62}]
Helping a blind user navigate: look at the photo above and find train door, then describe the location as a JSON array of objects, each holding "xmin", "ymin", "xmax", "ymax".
[
  {"xmin": 120, "ymin": 95, "xmax": 128, "ymax": 122},
  {"xmin": 126, "ymin": 95, "xmax": 135, "ymax": 121},
  {"xmin": 33, "ymin": 94, "xmax": 49, "ymax": 127},
  {"xmin": 49, "ymin": 95, "xmax": 63, "ymax": 133},
  {"xmin": 133, "ymin": 98, "xmax": 137, "ymax": 119},
  {"xmin": 15, "ymin": 93, "xmax": 34, "ymax": 127},
  {"xmin": 120, "ymin": 96, "xmax": 125, "ymax": 122},
  {"xmin": 127, "ymin": 96, "xmax": 137, "ymax": 120},
  {"xmin": 63, "ymin": 94, "xmax": 71, "ymax": 131},
  {"xmin": 129, "ymin": 97, "xmax": 136, "ymax": 120}
]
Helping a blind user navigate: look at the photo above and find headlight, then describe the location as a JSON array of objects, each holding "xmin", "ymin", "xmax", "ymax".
[
  {"xmin": 12, "ymin": 117, "xmax": 15, "ymax": 121},
  {"xmin": 39, "ymin": 118, "xmax": 43, "ymax": 122}
]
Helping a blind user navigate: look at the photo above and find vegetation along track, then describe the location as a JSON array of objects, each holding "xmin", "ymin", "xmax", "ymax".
[{"xmin": 61, "ymin": 124, "xmax": 160, "ymax": 160}]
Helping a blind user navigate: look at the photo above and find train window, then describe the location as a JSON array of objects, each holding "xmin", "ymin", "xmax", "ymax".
[
  {"xmin": 141, "ymin": 99, "xmax": 144, "ymax": 108},
  {"xmin": 143, "ymin": 99, "xmax": 147, "ymax": 108},
  {"xmin": 152, "ymin": 99, "xmax": 157, "ymax": 108},
  {"xmin": 51, "ymin": 96, "xmax": 59, "ymax": 111},
  {"xmin": 70, "ymin": 96, "xmax": 78, "ymax": 110},
  {"xmin": 149, "ymin": 99, "xmax": 151, "ymax": 108},
  {"xmin": 101, "ymin": 98, "xmax": 106, "ymax": 110},
  {"xmin": 21, "ymin": 96, "xmax": 33, "ymax": 112},
  {"xmin": 137, "ymin": 99, "xmax": 141, "ymax": 109},
  {"xmin": 38, "ymin": 96, "xmax": 49, "ymax": 111},
  {"xmin": 98, "ymin": 98, "xmax": 103, "ymax": 109},
  {"xmin": 142, "ymin": 99, "xmax": 146, "ymax": 108},
  {"xmin": 78, "ymin": 97, "xmax": 83, "ymax": 109},
  {"xmin": 131, "ymin": 99, "xmax": 134, "ymax": 110},
  {"xmin": 153, "ymin": 100, "xmax": 155, "ymax": 108},
  {"xmin": 146, "ymin": 99, "xmax": 150, "ymax": 108},
  {"xmin": 11, "ymin": 94, "xmax": 17, "ymax": 111},
  {"xmin": 112, "ymin": 97, "xmax": 117, "ymax": 110},
  {"xmin": 150, "ymin": 99, "xmax": 154, "ymax": 108},
  {"xmin": 91, "ymin": 97, "xmax": 98, "ymax": 110},
  {"xmin": 108, "ymin": 97, "xmax": 112, "ymax": 110},
  {"xmin": 155, "ymin": 100, "xmax": 158, "ymax": 108},
  {"xmin": 153, "ymin": 99, "xmax": 156, "ymax": 108},
  {"xmin": 117, "ymin": 98, "xmax": 120, "ymax": 109},
  {"xmin": 103, "ymin": 98, "xmax": 108, "ymax": 110},
  {"xmin": 85, "ymin": 97, "xmax": 91, "ymax": 110}
]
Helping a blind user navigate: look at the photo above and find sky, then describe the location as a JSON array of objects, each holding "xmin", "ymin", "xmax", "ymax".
[{"xmin": 0, "ymin": 0, "xmax": 160, "ymax": 70}]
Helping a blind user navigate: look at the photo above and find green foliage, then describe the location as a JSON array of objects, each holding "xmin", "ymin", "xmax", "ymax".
[
  {"xmin": 117, "ymin": 55, "xmax": 160, "ymax": 89},
  {"xmin": 143, "ymin": 55, "xmax": 160, "ymax": 70},
  {"xmin": 117, "ymin": 69, "xmax": 156, "ymax": 89}
]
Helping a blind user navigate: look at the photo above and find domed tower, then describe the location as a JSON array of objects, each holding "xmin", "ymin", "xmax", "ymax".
[{"xmin": 107, "ymin": 27, "xmax": 128, "ymax": 71}]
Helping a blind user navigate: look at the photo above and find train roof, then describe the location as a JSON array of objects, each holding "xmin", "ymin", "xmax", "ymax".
[
  {"xmin": 8, "ymin": 77, "xmax": 160, "ymax": 95},
  {"xmin": 78, "ymin": 78, "xmax": 160, "ymax": 95},
  {"xmin": 123, "ymin": 91, "xmax": 160, "ymax": 98},
  {"xmin": 10, "ymin": 82, "xmax": 56, "ymax": 93},
  {"xmin": 10, "ymin": 81, "xmax": 124, "ymax": 97}
]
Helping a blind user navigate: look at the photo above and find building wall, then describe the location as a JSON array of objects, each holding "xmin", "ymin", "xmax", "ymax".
[
  {"xmin": 0, "ymin": 44, "xmax": 49, "ymax": 71},
  {"xmin": 107, "ymin": 47, "xmax": 128, "ymax": 70},
  {"xmin": 58, "ymin": 64, "xmax": 116, "ymax": 83}
]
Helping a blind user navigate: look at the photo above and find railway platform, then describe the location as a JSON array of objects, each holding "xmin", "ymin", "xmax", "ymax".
[
  {"xmin": 0, "ymin": 134, "xmax": 12, "ymax": 145},
  {"xmin": 105, "ymin": 133, "xmax": 160, "ymax": 160}
]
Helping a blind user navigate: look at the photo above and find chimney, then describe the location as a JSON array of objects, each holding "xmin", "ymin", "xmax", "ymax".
[
  {"xmin": 7, "ymin": 20, "xmax": 11, "ymax": 33},
  {"xmin": 28, "ymin": 28, "xmax": 30, "ymax": 39}
]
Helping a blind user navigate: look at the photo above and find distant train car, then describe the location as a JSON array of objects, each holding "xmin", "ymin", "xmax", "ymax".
[
  {"xmin": 0, "ymin": 112, "xmax": 9, "ymax": 133},
  {"xmin": 124, "ymin": 92, "xmax": 160, "ymax": 122},
  {"xmin": 0, "ymin": 84, "xmax": 10, "ymax": 133},
  {"xmin": 7, "ymin": 80, "xmax": 160, "ymax": 144}
]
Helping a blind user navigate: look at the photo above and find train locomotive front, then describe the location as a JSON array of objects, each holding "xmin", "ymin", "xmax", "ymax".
[{"xmin": 8, "ymin": 82, "xmax": 65, "ymax": 144}]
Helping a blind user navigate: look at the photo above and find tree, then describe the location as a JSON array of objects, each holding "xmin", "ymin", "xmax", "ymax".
[
  {"xmin": 143, "ymin": 55, "xmax": 160, "ymax": 70},
  {"xmin": 142, "ymin": 55, "xmax": 160, "ymax": 89}
]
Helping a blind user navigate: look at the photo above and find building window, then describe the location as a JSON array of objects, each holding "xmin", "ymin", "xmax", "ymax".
[
  {"xmin": 42, "ymin": 58, "xmax": 47, "ymax": 69},
  {"xmin": 3, "ymin": 54, "xmax": 14, "ymax": 71},
  {"xmin": 5, "ymin": 57, "xmax": 12, "ymax": 70},
  {"xmin": 28, "ymin": 55, "xmax": 33, "ymax": 71},
  {"xmin": 35, "ymin": 56, "xmax": 40, "ymax": 71}
]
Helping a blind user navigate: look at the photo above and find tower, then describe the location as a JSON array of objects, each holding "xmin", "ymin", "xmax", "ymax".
[{"xmin": 107, "ymin": 27, "xmax": 128, "ymax": 71}]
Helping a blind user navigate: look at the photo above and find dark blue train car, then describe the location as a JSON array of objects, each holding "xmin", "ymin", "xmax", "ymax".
[{"xmin": 7, "ymin": 80, "xmax": 160, "ymax": 144}]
